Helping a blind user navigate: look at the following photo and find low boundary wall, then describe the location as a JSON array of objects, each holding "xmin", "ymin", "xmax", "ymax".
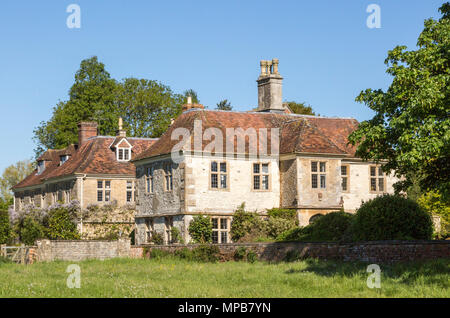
[
  {"xmin": 132, "ymin": 240, "xmax": 450, "ymax": 263},
  {"xmin": 34, "ymin": 239, "xmax": 130, "ymax": 262}
]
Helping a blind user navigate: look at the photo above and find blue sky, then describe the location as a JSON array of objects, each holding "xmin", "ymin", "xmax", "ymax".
[{"xmin": 0, "ymin": 0, "xmax": 445, "ymax": 173}]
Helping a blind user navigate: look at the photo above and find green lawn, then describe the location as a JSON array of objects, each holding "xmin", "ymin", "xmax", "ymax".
[{"xmin": 0, "ymin": 257, "xmax": 448, "ymax": 297}]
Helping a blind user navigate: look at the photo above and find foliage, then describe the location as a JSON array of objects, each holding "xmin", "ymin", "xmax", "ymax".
[
  {"xmin": 284, "ymin": 101, "xmax": 315, "ymax": 115},
  {"xmin": 0, "ymin": 256, "xmax": 12, "ymax": 264},
  {"xmin": 348, "ymin": 3, "xmax": 450, "ymax": 200},
  {"xmin": 350, "ymin": 194, "xmax": 433, "ymax": 241},
  {"xmin": 188, "ymin": 215, "xmax": 212, "ymax": 243},
  {"xmin": 170, "ymin": 227, "xmax": 183, "ymax": 244},
  {"xmin": 417, "ymin": 190, "xmax": 450, "ymax": 237},
  {"xmin": 0, "ymin": 160, "xmax": 34, "ymax": 201},
  {"xmin": 233, "ymin": 247, "xmax": 247, "ymax": 261},
  {"xmin": 150, "ymin": 231, "xmax": 163, "ymax": 245},
  {"xmin": 149, "ymin": 248, "xmax": 171, "ymax": 260},
  {"xmin": 216, "ymin": 99, "xmax": 232, "ymax": 111},
  {"xmin": 246, "ymin": 250, "xmax": 258, "ymax": 263},
  {"xmin": 183, "ymin": 89, "xmax": 200, "ymax": 104},
  {"xmin": 33, "ymin": 56, "xmax": 194, "ymax": 157},
  {"xmin": 0, "ymin": 210, "xmax": 11, "ymax": 244},
  {"xmin": 277, "ymin": 212, "xmax": 354, "ymax": 242},
  {"xmin": 231, "ymin": 204, "xmax": 297, "ymax": 242},
  {"xmin": 174, "ymin": 248, "xmax": 194, "ymax": 261},
  {"xmin": 46, "ymin": 207, "xmax": 80, "ymax": 240},
  {"xmin": 19, "ymin": 216, "xmax": 46, "ymax": 245},
  {"xmin": 191, "ymin": 244, "xmax": 220, "ymax": 262}
]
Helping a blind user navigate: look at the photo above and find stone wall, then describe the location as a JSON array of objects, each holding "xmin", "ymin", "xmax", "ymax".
[
  {"xmin": 134, "ymin": 240, "xmax": 450, "ymax": 263},
  {"xmin": 34, "ymin": 239, "xmax": 131, "ymax": 262}
]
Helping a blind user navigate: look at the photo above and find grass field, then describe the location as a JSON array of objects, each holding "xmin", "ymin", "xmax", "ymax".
[{"xmin": 0, "ymin": 257, "xmax": 448, "ymax": 297}]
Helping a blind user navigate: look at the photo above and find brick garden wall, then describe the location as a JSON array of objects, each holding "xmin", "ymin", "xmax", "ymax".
[{"xmin": 133, "ymin": 240, "xmax": 450, "ymax": 263}]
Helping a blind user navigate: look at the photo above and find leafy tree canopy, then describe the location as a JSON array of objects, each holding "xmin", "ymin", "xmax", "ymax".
[
  {"xmin": 0, "ymin": 160, "xmax": 34, "ymax": 202},
  {"xmin": 348, "ymin": 3, "xmax": 450, "ymax": 201},
  {"xmin": 216, "ymin": 99, "xmax": 232, "ymax": 111},
  {"xmin": 33, "ymin": 56, "xmax": 199, "ymax": 157},
  {"xmin": 284, "ymin": 101, "xmax": 315, "ymax": 115}
]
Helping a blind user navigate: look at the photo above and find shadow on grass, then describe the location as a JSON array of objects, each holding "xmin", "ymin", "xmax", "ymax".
[{"xmin": 284, "ymin": 258, "xmax": 450, "ymax": 288}]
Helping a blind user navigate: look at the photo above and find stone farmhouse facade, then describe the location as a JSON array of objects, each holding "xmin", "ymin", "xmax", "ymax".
[
  {"xmin": 132, "ymin": 59, "xmax": 399, "ymax": 245},
  {"xmin": 12, "ymin": 120, "xmax": 156, "ymax": 238}
]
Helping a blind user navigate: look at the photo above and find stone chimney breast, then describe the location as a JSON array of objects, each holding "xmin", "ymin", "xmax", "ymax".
[{"xmin": 257, "ymin": 58, "xmax": 284, "ymax": 112}]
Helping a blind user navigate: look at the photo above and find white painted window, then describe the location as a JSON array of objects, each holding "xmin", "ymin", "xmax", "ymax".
[
  {"xmin": 210, "ymin": 161, "xmax": 228, "ymax": 189},
  {"xmin": 311, "ymin": 161, "xmax": 326, "ymax": 189},
  {"xmin": 60, "ymin": 155, "xmax": 69, "ymax": 165},
  {"xmin": 126, "ymin": 180, "xmax": 134, "ymax": 202},
  {"xmin": 253, "ymin": 163, "xmax": 270, "ymax": 191},
  {"xmin": 212, "ymin": 217, "xmax": 230, "ymax": 244},
  {"xmin": 97, "ymin": 180, "xmax": 111, "ymax": 202},
  {"xmin": 37, "ymin": 161, "xmax": 45, "ymax": 174},
  {"xmin": 117, "ymin": 147, "xmax": 131, "ymax": 161}
]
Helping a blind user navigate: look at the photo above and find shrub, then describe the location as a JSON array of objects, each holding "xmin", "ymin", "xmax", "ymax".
[
  {"xmin": 46, "ymin": 207, "xmax": 80, "ymax": 240},
  {"xmin": 417, "ymin": 190, "xmax": 449, "ymax": 238},
  {"xmin": 188, "ymin": 215, "xmax": 212, "ymax": 243},
  {"xmin": 19, "ymin": 217, "xmax": 45, "ymax": 245},
  {"xmin": 350, "ymin": 194, "xmax": 433, "ymax": 241},
  {"xmin": 230, "ymin": 203, "xmax": 265, "ymax": 242},
  {"xmin": 0, "ymin": 256, "xmax": 12, "ymax": 264},
  {"xmin": 192, "ymin": 244, "xmax": 220, "ymax": 262},
  {"xmin": 170, "ymin": 227, "xmax": 183, "ymax": 244},
  {"xmin": 0, "ymin": 210, "xmax": 11, "ymax": 244},
  {"xmin": 150, "ymin": 231, "xmax": 163, "ymax": 245},
  {"xmin": 267, "ymin": 208, "xmax": 298, "ymax": 225},
  {"xmin": 149, "ymin": 249, "xmax": 171, "ymax": 260},
  {"xmin": 246, "ymin": 250, "xmax": 258, "ymax": 263},
  {"xmin": 174, "ymin": 248, "xmax": 193, "ymax": 260},
  {"xmin": 233, "ymin": 247, "xmax": 247, "ymax": 261},
  {"xmin": 277, "ymin": 212, "xmax": 354, "ymax": 242},
  {"xmin": 266, "ymin": 217, "xmax": 296, "ymax": 239}
]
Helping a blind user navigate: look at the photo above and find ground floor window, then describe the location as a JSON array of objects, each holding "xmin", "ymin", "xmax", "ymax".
[
  {"xmin": 211, "ymin": 217, "xmax": 230, "ymax": 244},
  {"xmin": 145, "ymin": 218, "xmax": 154, "ymax": 243}
]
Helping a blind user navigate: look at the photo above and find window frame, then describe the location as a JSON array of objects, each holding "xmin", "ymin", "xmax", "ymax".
[
  {"xmin": 252, "ymin": 162, "xmax": 270, "ymax": 192},
  {"xmin": 97, "ymin": 180, "xmax": 111, "ymax": 202},
  {"xmin": 209, "ymin": 161, "xmax": 229, "ymax": 191},
  {"xmin": 163, "ymin": 162, "xmax": 173, "ymax": 192},
  {"xmin": 341, "ymin": 164, "xmax": 350, "ymax": 193},
  {"xmin": 117, "ymin": 147, "xmax": 131, "ymax": 162},
  {"xmin": 311, "ymin": 161, "xmax": 327, "ymax": 189},
  {"xmin": 146, "ymin": 166, "xmax": 154, "ymax": 194},
  {"xmin": 211, "ymin": 217, "xmax": 231, "ymax": 244},
  {"xmin": 126, "ymin": 180, "xmax": 134, "ymax": 202},
  {"xmin": 369, "ymin": 165, "xmax": 386, "ymax": 193}
]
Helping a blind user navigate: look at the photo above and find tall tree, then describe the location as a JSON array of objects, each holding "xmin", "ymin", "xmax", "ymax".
[
  {"xmin": 348, "ymin": 3, "xmax": 450, "ymax": 201},
  {"xmin": 33, "ymin": 56, "xmax": 119, "ymax": 156},
  {"xmin": 284, "ymin": 101, "xmax": 315, "ymax": 115},
  {"xmin": 116, "ymin": 78, "xmax": 184, "ymax": 138},
  {"xmin": 183, "ymin": 89, "xmax": 200, "ymax": 104},
  {"xmin": 0, "ymin": 160, "xmax": 35, "ymax": 202},
  {"xmin": 216, "ymin": 99, "xmax": 232, "ymax": 111}
]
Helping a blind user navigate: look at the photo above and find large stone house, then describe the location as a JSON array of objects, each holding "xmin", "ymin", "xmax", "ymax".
[
  {"xmin": 132, "ymin": 59, "xmax": 399, "ymax": 245},
  {"xmin": 12, "ymin": 120, "xmax": 156, "ymax": 238}
]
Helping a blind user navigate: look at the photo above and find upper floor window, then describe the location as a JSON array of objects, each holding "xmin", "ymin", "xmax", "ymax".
[
  {"xmin": 146, "ymin": 166, "xmax": 154, "ymax": 193},
  {"xmin": 117, "ymin": 147, "xmax": 131, "ymax": 161},
  {"xmin": 37, "ymin": 160, "xmax": 45, "ymax": 174},
  {"xmin": 210, "ymin": 161, "xmax": 228, "ymax": 190},
  {"xmin": 253, "ymin": 163, "xmax": 269, "ymax": 191},
  {"xmin": 311, "ymin": 161, "xmax": 326, "ymax": 189},
  {"xmin": 60, "ymin": 155, "xmax": 69, "ymax": 165},
  {"xmin": 370, "ymin": 165, "xmax": 385, "ymax": 193},
  {"xmin": 126, "ymin": 180, "xmax": 134, "ymax": 202},
  {"xmin": 163, "ymin": 163, "xmax": 173, "ymax": 191},
  {"xmin": 341, "ymin": 165, "xmax": 349, "ymax": 192},
  {"xmin": 97, "ymin": 180, "xmax": 111, "ymax": 202}
]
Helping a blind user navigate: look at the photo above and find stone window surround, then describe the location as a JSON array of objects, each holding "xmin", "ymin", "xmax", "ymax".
[
  {"xmin": 145, "ymin": 166, "xmax": 154, "ymax": 193},
  {"xmin": 311, "ymin": 160, "xmax": 327, "ymax": 189},
  {"xmin": 252, "ymin": 162, "xmax": 271, "ymax": 192},
  {"xmin": 211, "ymin": 216, "xmax": 231, "ymax": 244},
  {"xmin": 126, "ymin": 180, "xmax": 134, "ymax": 202},
  {"xmin": 209, "ymin": 160, "xmax": 229, "ymax": 191},
  {"xmin": 163, "ymin": 162, "xmax": 173, "ymax": 192},
  {"xmin": 341, "ymin": 164, "xmax": 350, "ymax": 193},
  {"xmin": 369, "ymin": 165, "xmax": 386, "ymax": 193},
  {"xmin": 97, "ymin": 180, "xmax": 111, "ymax": 202}
]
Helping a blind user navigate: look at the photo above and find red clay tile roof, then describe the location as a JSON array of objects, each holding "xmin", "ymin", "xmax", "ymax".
[
  {"xmin": 133, "ymin": 110, "xmax": 359, "ymax": 161},
  {"xmin": 13, "ymin": 136, "xmax": 157, "ymax": 190}
]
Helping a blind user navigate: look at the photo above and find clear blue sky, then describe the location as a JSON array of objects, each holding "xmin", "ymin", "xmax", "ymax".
[{"xmin": 0, "ymin": 0, "xmax": 445, "ymax": 173}]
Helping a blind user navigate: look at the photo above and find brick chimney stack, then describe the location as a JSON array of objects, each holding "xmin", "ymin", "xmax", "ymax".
[
  {"xmin": 78, "ymin": 122, "xmax": 98, "ymax": 147},
  {"xmin": 256, "ymin": 58, "xmax": 284, "ymax": 112},
  {"xmin": 182, "ymin": 95, "xmax": 205, "ymax": 112}
]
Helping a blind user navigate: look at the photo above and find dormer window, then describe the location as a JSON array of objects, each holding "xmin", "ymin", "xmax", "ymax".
[
  {"xmin": 37, "ymin": 160, "xmax": 45, "ymax": 175},
  {"xmin": 117, "ymin": 147, "xmax": 131, "ymax": 161},
  {"xmin": 60, "ymin": 155, "xmax": 69, "ymax": 165}
]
